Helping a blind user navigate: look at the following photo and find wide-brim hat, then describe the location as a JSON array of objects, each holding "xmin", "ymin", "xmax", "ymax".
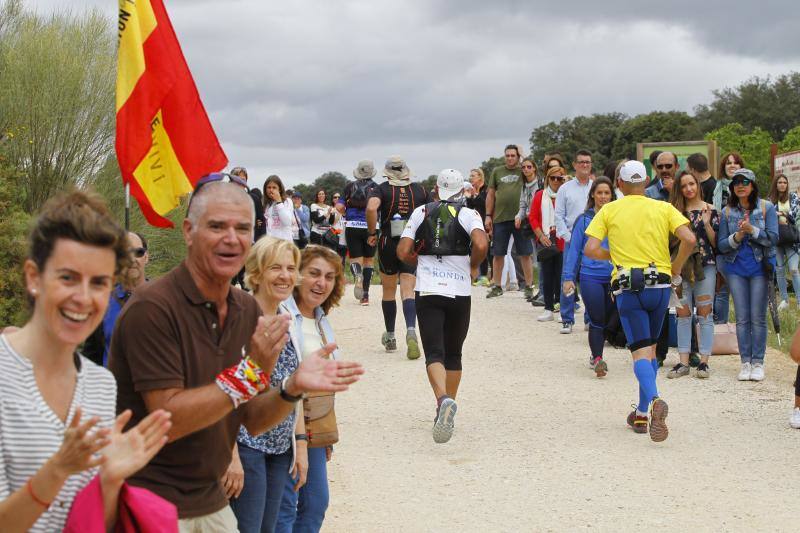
[
  {"xmin": 353, "ymin": 160, "xmax": 376, "ymax": 180},
  {"xmin": 383, "ymin": 155, "xmax": 411, "ymax": 180}
]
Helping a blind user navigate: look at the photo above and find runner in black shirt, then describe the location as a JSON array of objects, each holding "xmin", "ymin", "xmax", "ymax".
[{"xmin": 366, "ymin": 156, "xmax": 429, "ymax": 358}]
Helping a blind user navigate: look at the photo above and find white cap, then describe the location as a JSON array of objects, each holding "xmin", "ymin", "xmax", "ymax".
[
  {"xmin": 619, "ymin": 160, "xmax": 648, "ymax": 183},
  {"xmin": 437, "ymin": 169, "xmax": 464, "ymax": 200}
]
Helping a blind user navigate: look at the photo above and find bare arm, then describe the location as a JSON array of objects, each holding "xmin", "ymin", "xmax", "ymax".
[
  {"xmin": 397, "ymin": 237, "xmax": 417, "ymax": 266},
  {"xmin": 485, "ymin": 188, "xmax": 496, "ymax": 233},
  {"xmin": 671, "ymin": 224, "xmax": 698, "ymax": 275},
  {"xmin": 584, "ymin": 236, "xmax": 611, "ymax": 261},
  {"xmin": 470, "ymin": 228, "xmax": 488, "ymax": 269},
  {"xmin": 366, "ymin": 197, "xmax": 380, "ymax": 234}
]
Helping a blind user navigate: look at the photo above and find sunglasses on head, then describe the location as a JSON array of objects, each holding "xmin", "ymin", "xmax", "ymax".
[
  {"xmin": 733, "ymin": 177, "xmax": 753, "ymax": 186},
  {"xmin": 656, "ymin": 163, "xmax": 674, "ymax": 170},
  {"xmin": 131, "ymin": 247, "xmax": 147, "ymax": 258},
  {"xmin": 187, "ymin": 172, "xmax": 248, "ymax": 210}
]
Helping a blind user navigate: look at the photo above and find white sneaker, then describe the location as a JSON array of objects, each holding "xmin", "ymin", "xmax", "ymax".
[
  {"xmin": 750, "ymin": 363, "xmax": 765, "ymax": 381},
  {"xmin": 790, "ymin": 407, "xmax": 800, "ymax": 429},
  {"xmin": 737, "ymin": 362, "xmax": 752, "ymax": 381},
  {"xmin": 560, "ymin": 323, "xmax": 573, "ymax": 334},
  {"xmin": 537, "ymin": 310, "xmax": 554, "ymax": 322},
  {"xmin": 507, "ymin": 282, "xmax": 519, "ymax": 292},
  {"xmin": 778, "ymin": 300, "xmax": 789, "ymax": 312}
]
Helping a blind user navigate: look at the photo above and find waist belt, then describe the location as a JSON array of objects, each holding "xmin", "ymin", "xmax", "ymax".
[{"xmin": 611, "ymin": 272, "xmax": 670, "ymax": 292}]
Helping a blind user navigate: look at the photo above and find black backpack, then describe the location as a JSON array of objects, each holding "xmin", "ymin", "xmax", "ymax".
[{"xmin": 347, "ymin": 180, "xmax": 374, "ymax": 209}]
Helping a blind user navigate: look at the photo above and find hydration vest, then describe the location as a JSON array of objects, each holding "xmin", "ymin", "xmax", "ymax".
[{"xmin": 414, "ymin": 200, "xmax": 471, "ymax": 257}]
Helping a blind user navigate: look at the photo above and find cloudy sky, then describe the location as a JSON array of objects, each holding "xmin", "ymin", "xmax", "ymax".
[{"xmin": 29, "ymin": 0, "xmax": 800, "ymax": 190}]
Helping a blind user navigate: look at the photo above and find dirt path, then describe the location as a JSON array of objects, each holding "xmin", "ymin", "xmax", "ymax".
[{"xmin": 323, "ymin": 286, "xmax": 798, "ymax": 532}]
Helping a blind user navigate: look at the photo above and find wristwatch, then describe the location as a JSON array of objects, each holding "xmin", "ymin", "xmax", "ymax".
[
  {"xmin": 671, "ymin": 274, "xmax": 683, "ymax": 287},
  {"xmin": 279, "ymin": 376, "xmax": 305, "ymax": 403}
]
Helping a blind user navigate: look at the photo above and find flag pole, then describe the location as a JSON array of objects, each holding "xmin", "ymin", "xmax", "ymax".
[{"xmin": 125, "ymin": 182, "xmax": 131, "ymax": 231}]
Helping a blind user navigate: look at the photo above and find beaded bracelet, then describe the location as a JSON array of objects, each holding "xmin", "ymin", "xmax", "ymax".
[{"xmin": 215, "ymin": 356, "xmax": 270, "ymax": 408}]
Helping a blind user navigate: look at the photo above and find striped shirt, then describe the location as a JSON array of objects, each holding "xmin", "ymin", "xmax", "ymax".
[{"xmin": 0, "ymin": 334, "xmax": 117, "ymax": 532}]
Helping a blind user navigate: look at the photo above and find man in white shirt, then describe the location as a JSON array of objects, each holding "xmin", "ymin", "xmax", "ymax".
[
  {"xmin": 397, "ymin": 169, "xmax": 488, "ymax": 444},
  {"xmin": 555, "ymin": 149, "xmax": 594, "ymax": 334}
]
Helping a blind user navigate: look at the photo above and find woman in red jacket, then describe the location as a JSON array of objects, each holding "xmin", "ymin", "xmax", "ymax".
[{"xmin": 529, "ymin": 166, "xmax": 567, "ymax": 322}]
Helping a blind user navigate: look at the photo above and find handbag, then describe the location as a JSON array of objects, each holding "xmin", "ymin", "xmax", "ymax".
[
  {"xmin": 696, "ymin": 322, "xmax": 739, "ymax": 355},
  {"xmin": 777, "ymin": 222, "xmax": 799, "ymax": 247},
  {"xmin": 303, "ymin": 323, "xmax": 339, "ymax": 448},
  {"xmin": 535, "ymin": 239, "xmax": 560, "ymax": 262},
  {"xmin": 293, "ymin": 211, "xmax": 308, "ymax": 248},
  {"xmin": 322, "ymin": 228, "xmax": 339, "ymax": 249},
  {"xmin": 519, "ymin": 217, "xmax": 535, "ymax": 240}
]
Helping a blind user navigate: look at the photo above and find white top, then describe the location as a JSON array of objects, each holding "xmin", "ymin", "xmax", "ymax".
[
  {"xmin": 401, "ymin": 204, "xmax": 484, "ymax": 297},
  {"xmin": 300, "ymin": 318, "xmax": 324, "ymax": 360},
  {"xmin": 310, "ymin": 203, "xmax": 333, "ymax": 235},
  {"xmin": 265, "ymin": 199, "xmax": 294, "ymax": 241},
  {"xmin": 0, "ymin": 335, "xmax": 117, "ymax": 532}
]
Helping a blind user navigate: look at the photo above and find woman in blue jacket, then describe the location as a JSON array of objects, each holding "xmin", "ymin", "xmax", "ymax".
[
  {"xmin": 563, "ymin": 177, "xmax": 615, "ymax": 377},
  {"xmin": 717, "ymin": 169, "xmax": 779, "ymax": 382}
]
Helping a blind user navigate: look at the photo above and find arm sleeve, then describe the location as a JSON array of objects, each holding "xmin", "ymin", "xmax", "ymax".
[
  {"xmin": 114, "ymin": 300, "xmax": 185, "ymax": 392},
  {"xmin": 400, "ymin": 206, "xmax": 425, "ymax": 240},
  {"xmin": 276, "ymin": 200, "xmax": 293, "ymax": 227},
  {"xmin": 584, "ymin": 209, "xmax": 607, "ymax": 242},
  {"xmin": 529, "ymin": 191, "xmax": 543, "ymax": 231},
  {"xmin": 554, "ymin": 188, "xmax": 569, "ymax": 239},
  {"xmin": 717, "ymin": 208, "xmax": 736, "ymax": 253},
  {"xmin": 562, "ymin": 216, "xmax": 587, "ymax": 282}
]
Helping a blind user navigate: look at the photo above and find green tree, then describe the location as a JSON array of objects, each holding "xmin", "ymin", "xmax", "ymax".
[
  {"xmin": 294, "ymin": 171, "xmax": 348, "ymax": 205},
  {"xmin": 0, "ymin": 145, "xmax": 31, "ymax": 326},
  {"xmin": 0, "ymin": 4, "xmax": 115, "ymax": 214},
  {"xmin": 695, "ymin": 73, "xmax": 800, "ymax": 141},
  {"xmin": 530, "ymin": 112, "xmax": 628, "ymax": 171},
  {"xmin": 779, "ymin": 125, "xmax": 800, "ymax": 153},
  {"xmin": 610, "ymin": 111, "xmax": 702, "ymax": 161},
  {"xmin": 705, "ymin": 123, "xmax": 774, "ymax": 190},
  {"xmin": 421, "ymin": 174, "xmax": 437, "ymax": 193}
]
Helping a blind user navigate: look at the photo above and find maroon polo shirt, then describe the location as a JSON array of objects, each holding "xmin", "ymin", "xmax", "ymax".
[{"xmin": 109, "ymin": 261, "xmax": 260, "ymax": 518}]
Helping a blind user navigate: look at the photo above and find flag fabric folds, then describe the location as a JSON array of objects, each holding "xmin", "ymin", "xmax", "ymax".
[{"xmin": 116, "ymin": 0, "xmax": 227, "ymax": 227}]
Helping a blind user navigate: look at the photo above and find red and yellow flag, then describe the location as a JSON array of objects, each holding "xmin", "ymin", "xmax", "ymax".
[{"xmin": 116, "ymin": 0, "xmax": 227, "ymax": 227}]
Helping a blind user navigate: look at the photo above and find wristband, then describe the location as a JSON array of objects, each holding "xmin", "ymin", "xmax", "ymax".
[
  {"xmin": 27, "ymin": 478, "xmax": 51, "ymax": 508},
  {"xmin": 485, "ymin": 213, "xmax": 493, "ymax": 218},
  {"xmin": 215, "ymin": 356, "xmax": 270, "ymax": 408},
  {"xmin": 279, "ymin": 376, "xmax": 304, "ymax": 403},
  {"xmin": 295, "ymin": 434, "xmax": 308, "ymax": 442}
]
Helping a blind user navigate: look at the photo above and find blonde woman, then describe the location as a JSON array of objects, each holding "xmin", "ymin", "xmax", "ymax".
[{"xmin": 231, "ymin": 237, "xmax": 307, "ymax": 533}]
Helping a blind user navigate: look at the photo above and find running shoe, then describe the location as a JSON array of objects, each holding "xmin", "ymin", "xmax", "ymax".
[
  {"xmin": 750, "ymin": 363, "xmax": 765, "ymax": 381},
  {"xmin": 553, "ymin": 303, "xmax": 561, "ymax": 313},
  {"xmin": 476, "ymin": 276, "xmax": 489, "ymax": 287},
  {"xmin": 524, "ymin": 286, "xmax": 534, "ymax": 300},
  {"xmin": 737, "ymin": 362, "xmax": 752, "ymax": 381},
  {"xmin": 560, "ymin": 322, "xmax": 573, "ymax": 334},
  {"xmin": 360, "ymin": 295, "xmax": 369, "ymax": 306},
  {"xmin": 627, "ymin": 406, "xmax": 648, "ymax": 434},
  {"xmin": 531, "ymin": 294, "xmax": 545, "ymax": 307},
  {"xmin": 667, "ymin": 363, "xmax": 690, "ymax": 379},
  {"xmin": 537, "ymin": 310, "xmax": 554, "ymax": 322},
  {"xmin": 381, "ymin": 331, "xmax": 397, "ymax": 353},
  {"xmin": 352, "ymin": 263, "xmax": 363, "ymax": 301},
  {"xmin": 406, "ymin": 331, "xmax": 421, "ymax": 360},
  {"xmin": 486, "ymin": 285, "xmax": 503, "ymax": 298},
  {"xmin": 790, "ymin": 407, "xmax": 800, "ymax": 429},
  {"xmin": 649, "ymin": 398, "xmax": 669, "ymax": 442},
  {"xmin": 433, "ymin": 397, "xmax": 458, "ymax": 443},
  {"xmin": 695, "ymin": 362, "xmax": 710, "ymax": 379},
  {"xmin": 593, "ymin": 357, "xmax": 607, "ymax": 378}
]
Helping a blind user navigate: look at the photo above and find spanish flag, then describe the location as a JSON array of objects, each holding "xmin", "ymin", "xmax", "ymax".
[{"xmin": 116, "ymin": 0, "xmax": 227, "ymax": 227}]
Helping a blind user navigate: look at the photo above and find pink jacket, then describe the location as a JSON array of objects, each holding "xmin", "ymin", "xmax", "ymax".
[{"xmin": 64, "ymin": 476, "xmax": 178, "ymax": 532}]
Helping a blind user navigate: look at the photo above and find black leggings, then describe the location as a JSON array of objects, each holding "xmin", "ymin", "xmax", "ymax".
[
  {"xmin": 540, "ymin": 253, "xmax": 563, "ymax": 311},
  {"xmin": 795, "ymin": 365, "xmax": 800, "ymax": 397},
  {"xmin": 415, "ymin": 293, "xmax": 471, "ymax": 371}
]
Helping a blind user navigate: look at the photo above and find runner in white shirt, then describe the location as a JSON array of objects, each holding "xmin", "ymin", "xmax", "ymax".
[{"xmin": 397, "ymin": 169, "xmax": 488, "ymax": 444}]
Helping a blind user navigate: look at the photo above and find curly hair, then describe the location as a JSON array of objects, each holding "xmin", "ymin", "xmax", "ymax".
[{"xmin": 294, "ymin": 245, "xmax": 345, "ymax": 315}]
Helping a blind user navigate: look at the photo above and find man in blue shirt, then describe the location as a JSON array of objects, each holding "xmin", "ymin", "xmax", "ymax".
[{"xmin": 554, "ymin": 149, "xmax": 594, "ymax": 334}]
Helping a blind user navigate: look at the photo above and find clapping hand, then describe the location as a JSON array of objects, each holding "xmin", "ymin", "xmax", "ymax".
[
  {"xmin": 99, "ymin": 409, "xmax": 171, "ymax": 486},
  {"xmin": 291, "ymin": 344, "xmax": 364, "ymax": 394},
  {"xmin": 50, "ymin": 407, "xmax": 112, "ymax": 478},
  {"xmin": 249, "ymin": 314, "xmax": 291, "ymax": 374}
]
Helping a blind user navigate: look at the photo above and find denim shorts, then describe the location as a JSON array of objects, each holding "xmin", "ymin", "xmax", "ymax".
[{"xmin": 492, "ymin": 220, "xmax": 533, "ymax": 256}]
